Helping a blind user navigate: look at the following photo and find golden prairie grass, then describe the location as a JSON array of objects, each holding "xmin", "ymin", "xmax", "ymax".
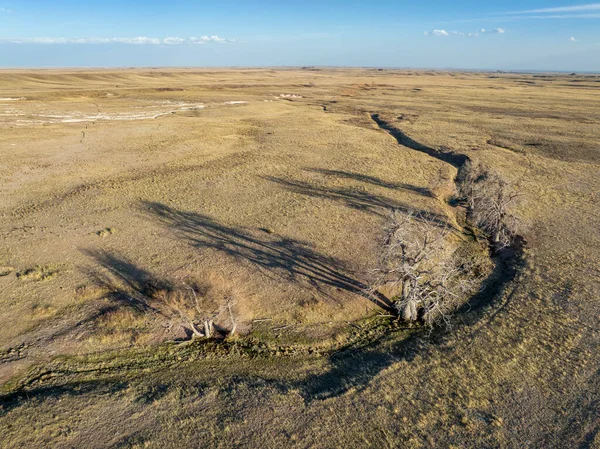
[{"xmin": 0, "ymin": 68, "xmax": 598, "ymax": 448}]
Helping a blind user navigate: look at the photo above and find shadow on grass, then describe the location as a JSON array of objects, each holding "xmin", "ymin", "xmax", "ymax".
[
  {"xmin": 142, "ymin": 201, "xmax": 394, "ymax": 311},
  {"xmin": 83, "ymin": 249, "xmax": 172, "ymax": 314},
  {"xmin": 0, "ymin": 374, "xmax": 192, "ymax": 417},
  {"xmin": 454, "ymin": 237, "xmax": 527, "ymax": 332},
  {"xmin": 263, "ymin": 176, "xmax": 450, "ymax": 228},
  {"xmin": 1, "ymin": 253, "xmax": 165, "ymax": 360},
  {"xmin": 306, "ymin": 168, "xmax": 433, "ymax": 198}
]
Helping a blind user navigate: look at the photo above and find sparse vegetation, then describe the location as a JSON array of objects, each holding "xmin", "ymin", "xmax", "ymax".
[
  {"xmin": 95, "ymin": 227, "xmax": 115, "ymax": 237},
  {"xmin": 16, "ymin": 265, "xmax": 60, "ymax": 282}
]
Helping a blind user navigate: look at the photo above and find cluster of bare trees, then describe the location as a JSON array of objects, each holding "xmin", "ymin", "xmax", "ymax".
[
  {"xmin": 156, "ymin": 285, "xmax": 239, "ymax": 339},
  {"xmin": 369, "ymin": 211, "xmax": 483, "ymax": 327},
  {"xmin": 369, "ymin": 161, "xmax": 520, "ymax": 327},
  {"xmin": 458, "ymin": 161, "xmax": 520, "ymax": 250}
]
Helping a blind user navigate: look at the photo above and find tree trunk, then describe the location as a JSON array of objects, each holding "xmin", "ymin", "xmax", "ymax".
[
  {"xmin": 403, "ymin": 300, "xmax": 418, "ymax": 321},
  {"xmin": 203, "ymin": 319, "xmax": 214, "ymax": 338},
  {"xmin": 189, "ymin": 321, "xmax": 204, "ymax": 338}
]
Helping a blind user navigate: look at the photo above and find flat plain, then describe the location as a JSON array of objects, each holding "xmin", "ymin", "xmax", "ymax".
[{"xmin": 0, "ymin": 68, "xmax": 599, "ymax": 448}]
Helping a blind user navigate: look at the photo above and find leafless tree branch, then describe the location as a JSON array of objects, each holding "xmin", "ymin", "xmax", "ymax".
[{"xmin": 369, "ymin": 210, "xmax": 482, "ymax": 327}]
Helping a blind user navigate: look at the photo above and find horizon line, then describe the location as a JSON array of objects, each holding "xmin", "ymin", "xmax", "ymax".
[{"xmin": 0, "ymin": 65, "xmax": 598, "ymax": 74}]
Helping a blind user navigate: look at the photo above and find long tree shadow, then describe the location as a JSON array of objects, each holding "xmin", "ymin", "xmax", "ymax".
[
  {"xmin": 142, "ymin": 202, "xmax": 394, "ymax": 311},
  {"xmin": 83, "ymin": 249, "xmax": 172, "ymax": 314},
  {"xmin": 263, "ymin": 176, "xmax": 450, "ymax": 228},
  {"xmin": 1, "ymin": 117, "xmax": 530, "ymax": 416},
  {"xmin": 306, "ymin": 168, "xmax": 433, "ymax": 198}
]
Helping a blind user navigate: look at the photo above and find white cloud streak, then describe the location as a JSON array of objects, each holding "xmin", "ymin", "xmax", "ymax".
[
  {"xmin": 496, "ymin": 3, "xmax": 600, "ymax": 19},
  {"xmin": 446, "ymin": 4, "xmax": 600, "ymax": 23},
  {"xmin": 0, "ymin": 36, "xmax": 234, "ymax": 45},
  {"xmin": 525, "ymin": 13, "xmax": 600, "ymax": 18},
  {"xmin": 425, "ymin": 27, "xmax": 505, "ymax": 37},
  {"xmin": 512, "ymin": 3, "xmax": 600, "ymax": 13}
]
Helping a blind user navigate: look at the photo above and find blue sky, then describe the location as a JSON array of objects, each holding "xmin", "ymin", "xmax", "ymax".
[{"xmin": 0, "ymin": 1, "xmax": 599, "ymax": 70}]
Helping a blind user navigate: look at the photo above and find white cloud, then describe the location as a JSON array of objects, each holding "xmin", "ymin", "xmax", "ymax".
[
  {"xmin": 189, "ymin": 35, "xmax": 234, "ymax": 44},
  {"xmin": 480, "ymin": 27, "xmax": 505, "ymax": 34},
  {"xmin": 425, "ymin": 29, "xmax": 450, "ymax": 36},
  {"xmin": 447, "ymin": 4, "xmax": 600, "ymax": 22},
  {"xmin": 448, "ymin": 31, "xmax": 479, "ymax": 37},
  {"xmin": 163, "ymin": 37, "xmax": 187, "ymax": 45},
  {"xmin": 0, "ymin": 7, "xmax": 13, "ymax": 13},
  {"xmin": 200, "ymin": 35, "xmax": 226, "ymax": 42},
  {"xmin": 570, "ymin": 36, "xmax": 578, "ymax": 41},
  {"xmin": 0, "ymin": 36, "xmax": 234, "ymax": 45},
  {"xmin": 113, "ymin": 37, "xmax": 162, "ymax": 45}
]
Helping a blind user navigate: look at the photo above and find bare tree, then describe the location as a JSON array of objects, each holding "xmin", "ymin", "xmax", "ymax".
[
  {"xmin": 220, "ymin": 295, "xmax": 238, "ymax": 337},
  {"xmin": 458, "ymin": 162, "xmax": 520, "ymax": 250},
  {"xmin": 370, "ymin": 211, "xmax": 481, "ymax": 327},
  {"xmin": 158, "ymin": 286, "xmax": 214, "ymax": 338},
  {"xmin": 157, "ymin": 285, "xmax": 239, "ymax": 339}
]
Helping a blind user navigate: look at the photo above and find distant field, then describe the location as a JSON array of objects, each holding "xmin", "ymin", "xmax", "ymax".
[{"xmin": 0, "ymin": 68, "xmax": 599, "ymax": 448}]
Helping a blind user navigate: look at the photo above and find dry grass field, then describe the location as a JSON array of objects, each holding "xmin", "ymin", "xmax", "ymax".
[{"xmin": 0, "ymin": 68, "xmax": 599, "ymax": 448}]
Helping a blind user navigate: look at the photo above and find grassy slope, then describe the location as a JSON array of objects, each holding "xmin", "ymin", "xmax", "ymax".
[{"xmin": 0, "ymin": 69, "xmax": 599, "ymax": 448}]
